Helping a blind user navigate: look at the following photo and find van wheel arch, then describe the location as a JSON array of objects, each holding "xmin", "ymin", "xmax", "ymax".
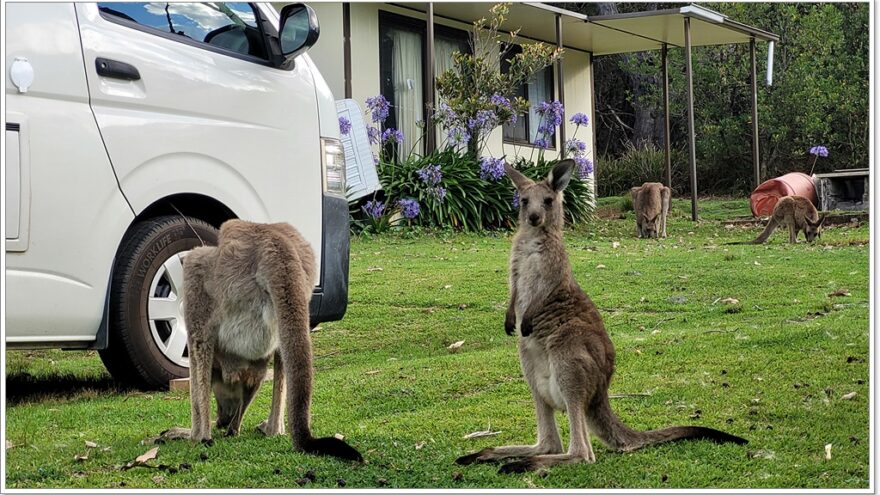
[{"xmin": 97, "ymin": 195, "xmax": 236, "ymax": 389}]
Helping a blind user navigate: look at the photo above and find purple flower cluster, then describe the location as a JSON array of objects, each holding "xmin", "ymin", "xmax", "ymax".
[
  {"xmin": 574, "ymin": 156, "xmax": 593, "ymax": 179},
  {"xmin": 446, "ymin": 124, "xmax": 471, "ymax": 147},
  {"xmin": 365, "ymin": 95, "xmax": 390, "ymax": 123},
  {"xmin": 398, "ymin": 198, "xmax": 420, "ymax": 219},
  {"xmin": 434, "ymin": 102, "xmax": 457, "ymax": 124},
  {"xmin": 533, "ymin": 137, "xmax": 551, "ymax": 149},
  {"xmin": 570, "ymin": 112, "xmax": 590, "ymax": 127},
  {"xmin": 809, "ymin": 145, "xmax": 829, "ymax": 157},
  {"xmin": 338, "ymin": 116, "xmax": 352, "ymax": 136},
  {"xmin": 362, "ymin": 200, "xmax": 385, "ymax": 219},
  {"xmin": 430, "ymin": 186, "xmax": 447, "ymax": 201},
  {"xmin": 490, "ymin": 94, "xmax": 511, "ymax": 109},
  {"xmin": 417, "ymin": 164, "xmax": 443, "ymax": 186},
  {"xmin": 479, "ymin": 156, "xmax": 505, "ymax": 182},
  {"xmin": 565, "ymin": 138, "xmax": 587, "ymax": 155},
  {"xmin": 535, "ymin": 100, "xmax": 564, "ymax": 136},
  {"xmin": 367, "ymin": 126, "xmax": 380, "ymax": 145},
  {"xmin": 381, "ymin": 128, "xmax": 405, "ymax": 144},
  {"xmin": 512, "ymin": 190, "xmax": 520, "ymax": 209},
  {"xmin": 468, "ymin": 109, "xmax": 499, "ymax": 132}
]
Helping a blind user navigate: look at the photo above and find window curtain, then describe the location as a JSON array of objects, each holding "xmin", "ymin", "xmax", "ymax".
[
  {"xmin": 392, "ymin": 29, "xmax": 424, "ymax": 157},
  {"xmin": 528, "ymin": 67, "xmax": 551, "ymax": 144},
  {"xmin": 433, "ymin": 37, "xmax": 461, "ymax": 146}
]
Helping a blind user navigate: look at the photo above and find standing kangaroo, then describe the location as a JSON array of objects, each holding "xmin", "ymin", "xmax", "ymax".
[
  {"xmin": 456, "ymin": 160, "xmax": 746, "ymax": 474},
  {"xmin": 160, "ymin": 220, "xmax": 362, "ymax": 461},
  {"xmin": 631, "ymin": 182, "xmax": 671, "ymax": 238},
  {"xmin": 751, "ymin": 196, "xmax": 825, "ymax": 244}
]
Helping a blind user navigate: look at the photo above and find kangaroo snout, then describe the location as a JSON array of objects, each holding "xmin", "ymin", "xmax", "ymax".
[{"xmin": 528, "ymin": 213, "xmax": 542, "ymax": 226}]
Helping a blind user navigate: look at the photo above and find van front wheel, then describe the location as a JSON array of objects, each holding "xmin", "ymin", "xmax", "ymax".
[{"xmin": 99, "ymin": 215, "xmax": 218, "ymax": 390}]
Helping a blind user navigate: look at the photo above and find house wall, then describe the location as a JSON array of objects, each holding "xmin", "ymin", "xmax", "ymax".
[{"xmin": 293, "ymin": 2, "xmax": 595, "ymax": 190}]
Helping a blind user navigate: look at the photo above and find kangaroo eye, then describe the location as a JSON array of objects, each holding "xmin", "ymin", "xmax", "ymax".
[
  {"xmin": 521, "ymin": 198, "xmax": 529, "ymax": 207},
  {"xmin": 544, "ymin": 198, "xmax": 553, "ymax": 206}
]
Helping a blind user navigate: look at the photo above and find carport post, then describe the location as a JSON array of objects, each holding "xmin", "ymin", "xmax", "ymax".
[
  {"xmin": 424, "ymin": 2, "xmax": 436, "ymax": 153},
  {"xmin": 555, "ymin": 13, "xmax": 566, "ymax": 155},
  {"xmin": 684, "ymin": 16, "xmax": 698, "ymax": 221},
  {"xmin": 750, "ymin": 37, "xmax": 761, "ymax": 189},
  {"xmin": 662, "ymin": 43, "xmax": 671, "ymax": 189}
]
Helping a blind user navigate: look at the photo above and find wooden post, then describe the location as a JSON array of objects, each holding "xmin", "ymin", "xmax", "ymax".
[
  {"xmin": 750, "ymin": 37, "xmax": 761, "ymax": 189},
  {"xmin": 662, "ymin": 43, "xmax": 671, "ymax": 189},
  {"xmin": 684, "ymin": 17, "xmax": 698, "ymax": 221},
  {"xmin": 424, "ymin": 2, "xmax": 436, "ymax": 154}
]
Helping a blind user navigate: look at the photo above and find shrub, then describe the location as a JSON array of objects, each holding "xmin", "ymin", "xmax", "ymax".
[{"xmin": 597, "ymin": 142, "xmax": 685, "ymax": 197}]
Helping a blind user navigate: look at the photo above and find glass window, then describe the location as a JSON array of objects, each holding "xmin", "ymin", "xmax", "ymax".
[
  {"xmin": 379, "ymin": 16, "xmax": 424, "ymax": 159},
  {"xmin": 501, "ymin": 44, "xmax": 555, "ymax": 147},
  {"xmin": 98, "ymin": 3, "xmax": 269, "ymax": 60}
]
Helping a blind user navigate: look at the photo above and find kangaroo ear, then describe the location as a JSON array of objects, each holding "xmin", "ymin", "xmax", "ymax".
[
  {"xmin": 817, "ymin": 214, "xmax": 827, "ymax": 228},
  {"xmin": 547, "ymin": 159, "xmax": 575, "ymax": 192},
  {"xmin": 503, "ymin": 163, "xmax": 533, "ymax": 191}
]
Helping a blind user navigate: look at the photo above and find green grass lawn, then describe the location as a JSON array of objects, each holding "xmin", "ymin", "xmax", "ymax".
[{"xmin": 4, "ymin": 197, "xmax": 870, "ymax": 489}]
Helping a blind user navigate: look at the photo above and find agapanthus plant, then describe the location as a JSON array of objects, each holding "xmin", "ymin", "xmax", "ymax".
[
  {"xmin": 479, "ymin": 156, "xmax": 505, "ymax": 182},
  {"xmin": 808, "ymin": 145, "xmax": 829, "ymax": 175},
  {"xmin": 338, "ymin": 116, "xmax": 352, "ymax": 136}
]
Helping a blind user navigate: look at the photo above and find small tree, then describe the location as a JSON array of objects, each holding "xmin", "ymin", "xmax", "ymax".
[{"xmin": 435, "ymin": 3, "xmax": 563, "ymax": 154}]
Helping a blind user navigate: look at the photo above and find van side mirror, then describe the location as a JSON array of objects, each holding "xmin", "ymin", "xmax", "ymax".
[{"xmin": 277, "ymin": 4, "xmax": 319, "ymax": 64}]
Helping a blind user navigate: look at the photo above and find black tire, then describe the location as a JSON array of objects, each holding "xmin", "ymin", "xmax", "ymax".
[{"xmin": 99, "ymin": 215, "xmax": 219, "ymax": 390}]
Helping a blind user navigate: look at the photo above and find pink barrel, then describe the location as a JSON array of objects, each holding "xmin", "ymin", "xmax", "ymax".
[{"xmin": 749, "ymin": 172, "xmax": 817, "ymax": 217}]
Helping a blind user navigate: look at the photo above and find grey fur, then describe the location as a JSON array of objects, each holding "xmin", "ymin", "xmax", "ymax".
[
  {"xmin": 160, "ymin": 220, "xmax": 361, "ymax": 461},
  {"xmin": 458, "ymin": 160, "xmax": 746, "ymax": 474},
  {"xmin": 753, "ymin": 196, "xmax": 825, "ymax": 244},
  {"xmin": 631, "ymin": 182, "xmax": 671, "ymax": 238}
]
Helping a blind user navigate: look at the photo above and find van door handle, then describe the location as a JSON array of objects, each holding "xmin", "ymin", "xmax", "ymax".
[{"xmin": 95, "ymin": 58, "xmax": 140, "ymax": 81}]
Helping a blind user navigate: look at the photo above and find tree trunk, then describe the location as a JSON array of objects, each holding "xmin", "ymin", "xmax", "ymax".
[{"xmin": 597, "ymin": 2, "xmax": 661, "ymax": 148}]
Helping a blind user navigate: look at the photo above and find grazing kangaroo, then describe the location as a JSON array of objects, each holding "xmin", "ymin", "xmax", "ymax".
[
  {"xmin": 456, "ymin": 160, "xmax": 746, "ymax": 474},
  {"xmin": 751, "ymin": 196, "xmax": 825, "ymax": 244},
  {"xmin": 160, "ymin": 220, "xmax": 362, "ymax": 461},
  {"xmin": 631, "ymin": 182, "xmax": 671, "ymax": 238}
]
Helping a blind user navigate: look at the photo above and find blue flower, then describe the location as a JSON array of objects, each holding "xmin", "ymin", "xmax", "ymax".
[
  {"xmin": 566, "ymin": 138, "xmax": 587, "ymax": 155},
  {"xmin": 365, "ymin": 95, "xmax": 390, "ymax": 123},
  {"xmin": 361, "ymin": 200, "xmax": 385, "ymax": 219},
  {"xmin": 447, "ymin": 124, "xmax": 471, "ymax": 147},
  {"xmin": 479, "ymin": 156, "xmax": 505, "ymax": 182},
  {"xmin": 398, "ymin": 198, "xmax": 420, "ymax": 219},
  {"xmin": 809, "ymin": 145, "xmax": 829, "ymax": 157},
  {"xmin": 570, "ymin": 112, "xmax": 590, "ymax": 127},
  {"xmin": 535, "ymin": 100, "xmax": 564, "ymax": 128},
  {"xmin": 490, "ymin": 94, "xmax": 511, "ymax": 109},
  {"xmin": 533, "ymin": 137, "xmax": 551, "ymax": 149},
  {"xmin": 381, "ymin": 128, "xmax": 405, "ymax": 143},
  {"xmin": 417, "ymin": 164, "xmax": 443, "ymax": 186},
  {"xmin": 367, "ymin": 126, "xmax": 380, "ymax": 145},
  {"xmin": 434, "ymin": 101, "xmax": 457, "ymax": 124},
  {"xmin": 574, "ymin": 156, "xmax": 593, "ymax": 178},
  {"xmin": 338, "ymin": 116, "xmax": 352, "ymax": 136},
  {"xmin": 512, "ymin": 190, "xmax": 520, "ymax": 209},
  {"xmin": 431, "ymin": 186, "xmax": 447, "ymax": 202},
  {"xmin": 467, "ymin": 109, "xmax": 498, "ymax": 132},
  {"xmin": 372, "ymin": 153, "xmax": 379, "ymax": 165}
]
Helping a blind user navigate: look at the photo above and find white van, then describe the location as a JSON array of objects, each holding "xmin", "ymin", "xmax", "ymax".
[{"xmin": 4, "ymin": 2, "xmax": 349, "ymax": 389}]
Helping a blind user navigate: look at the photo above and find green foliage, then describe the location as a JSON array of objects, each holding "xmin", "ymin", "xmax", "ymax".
[
  {"xmin": 379, "ymin": 149, "xmax": 513, "ymax": 231},
  {"xmin": 588, "ymin": 3, "xmax": 868, "ymax": 195},
  {"xmin": 371, "ymin": 150, "xmax": 594, "ymax": 232},
  {"xmin": 596, "ymin": 142, "xmax": 686, "ymax": 197}
]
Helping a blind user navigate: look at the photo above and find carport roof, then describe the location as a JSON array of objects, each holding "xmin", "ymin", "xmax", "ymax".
[{"xmin": 394, "ymin": 3, "xmax": 779, "ymax": 54}]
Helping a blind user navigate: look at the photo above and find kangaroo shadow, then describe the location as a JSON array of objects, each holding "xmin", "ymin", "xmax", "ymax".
[{"xmin": 5, "ymin": 372, "xmax": 135, "ymax": 406}]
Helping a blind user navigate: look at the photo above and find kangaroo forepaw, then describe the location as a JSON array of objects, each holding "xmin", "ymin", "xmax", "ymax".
[
  {"xmin": 498, "ymin": 458, "xmax": 540, "ymax": 474},
  {"xmin": 520, "ymin": 318, "xmax": 533, "ymax": 337}
]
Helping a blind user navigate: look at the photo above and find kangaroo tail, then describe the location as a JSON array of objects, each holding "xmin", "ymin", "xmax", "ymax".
[
  {"xmin": 303, "ymin": 437, "xmax": 364, "ymax": 461},
  {"xmin": 751, "ymin": 217, "xmax": 778, "ymax": 244},
  {"xmin": 586, "ymin": 394, "xmax": 747, "ymax": 453}
]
